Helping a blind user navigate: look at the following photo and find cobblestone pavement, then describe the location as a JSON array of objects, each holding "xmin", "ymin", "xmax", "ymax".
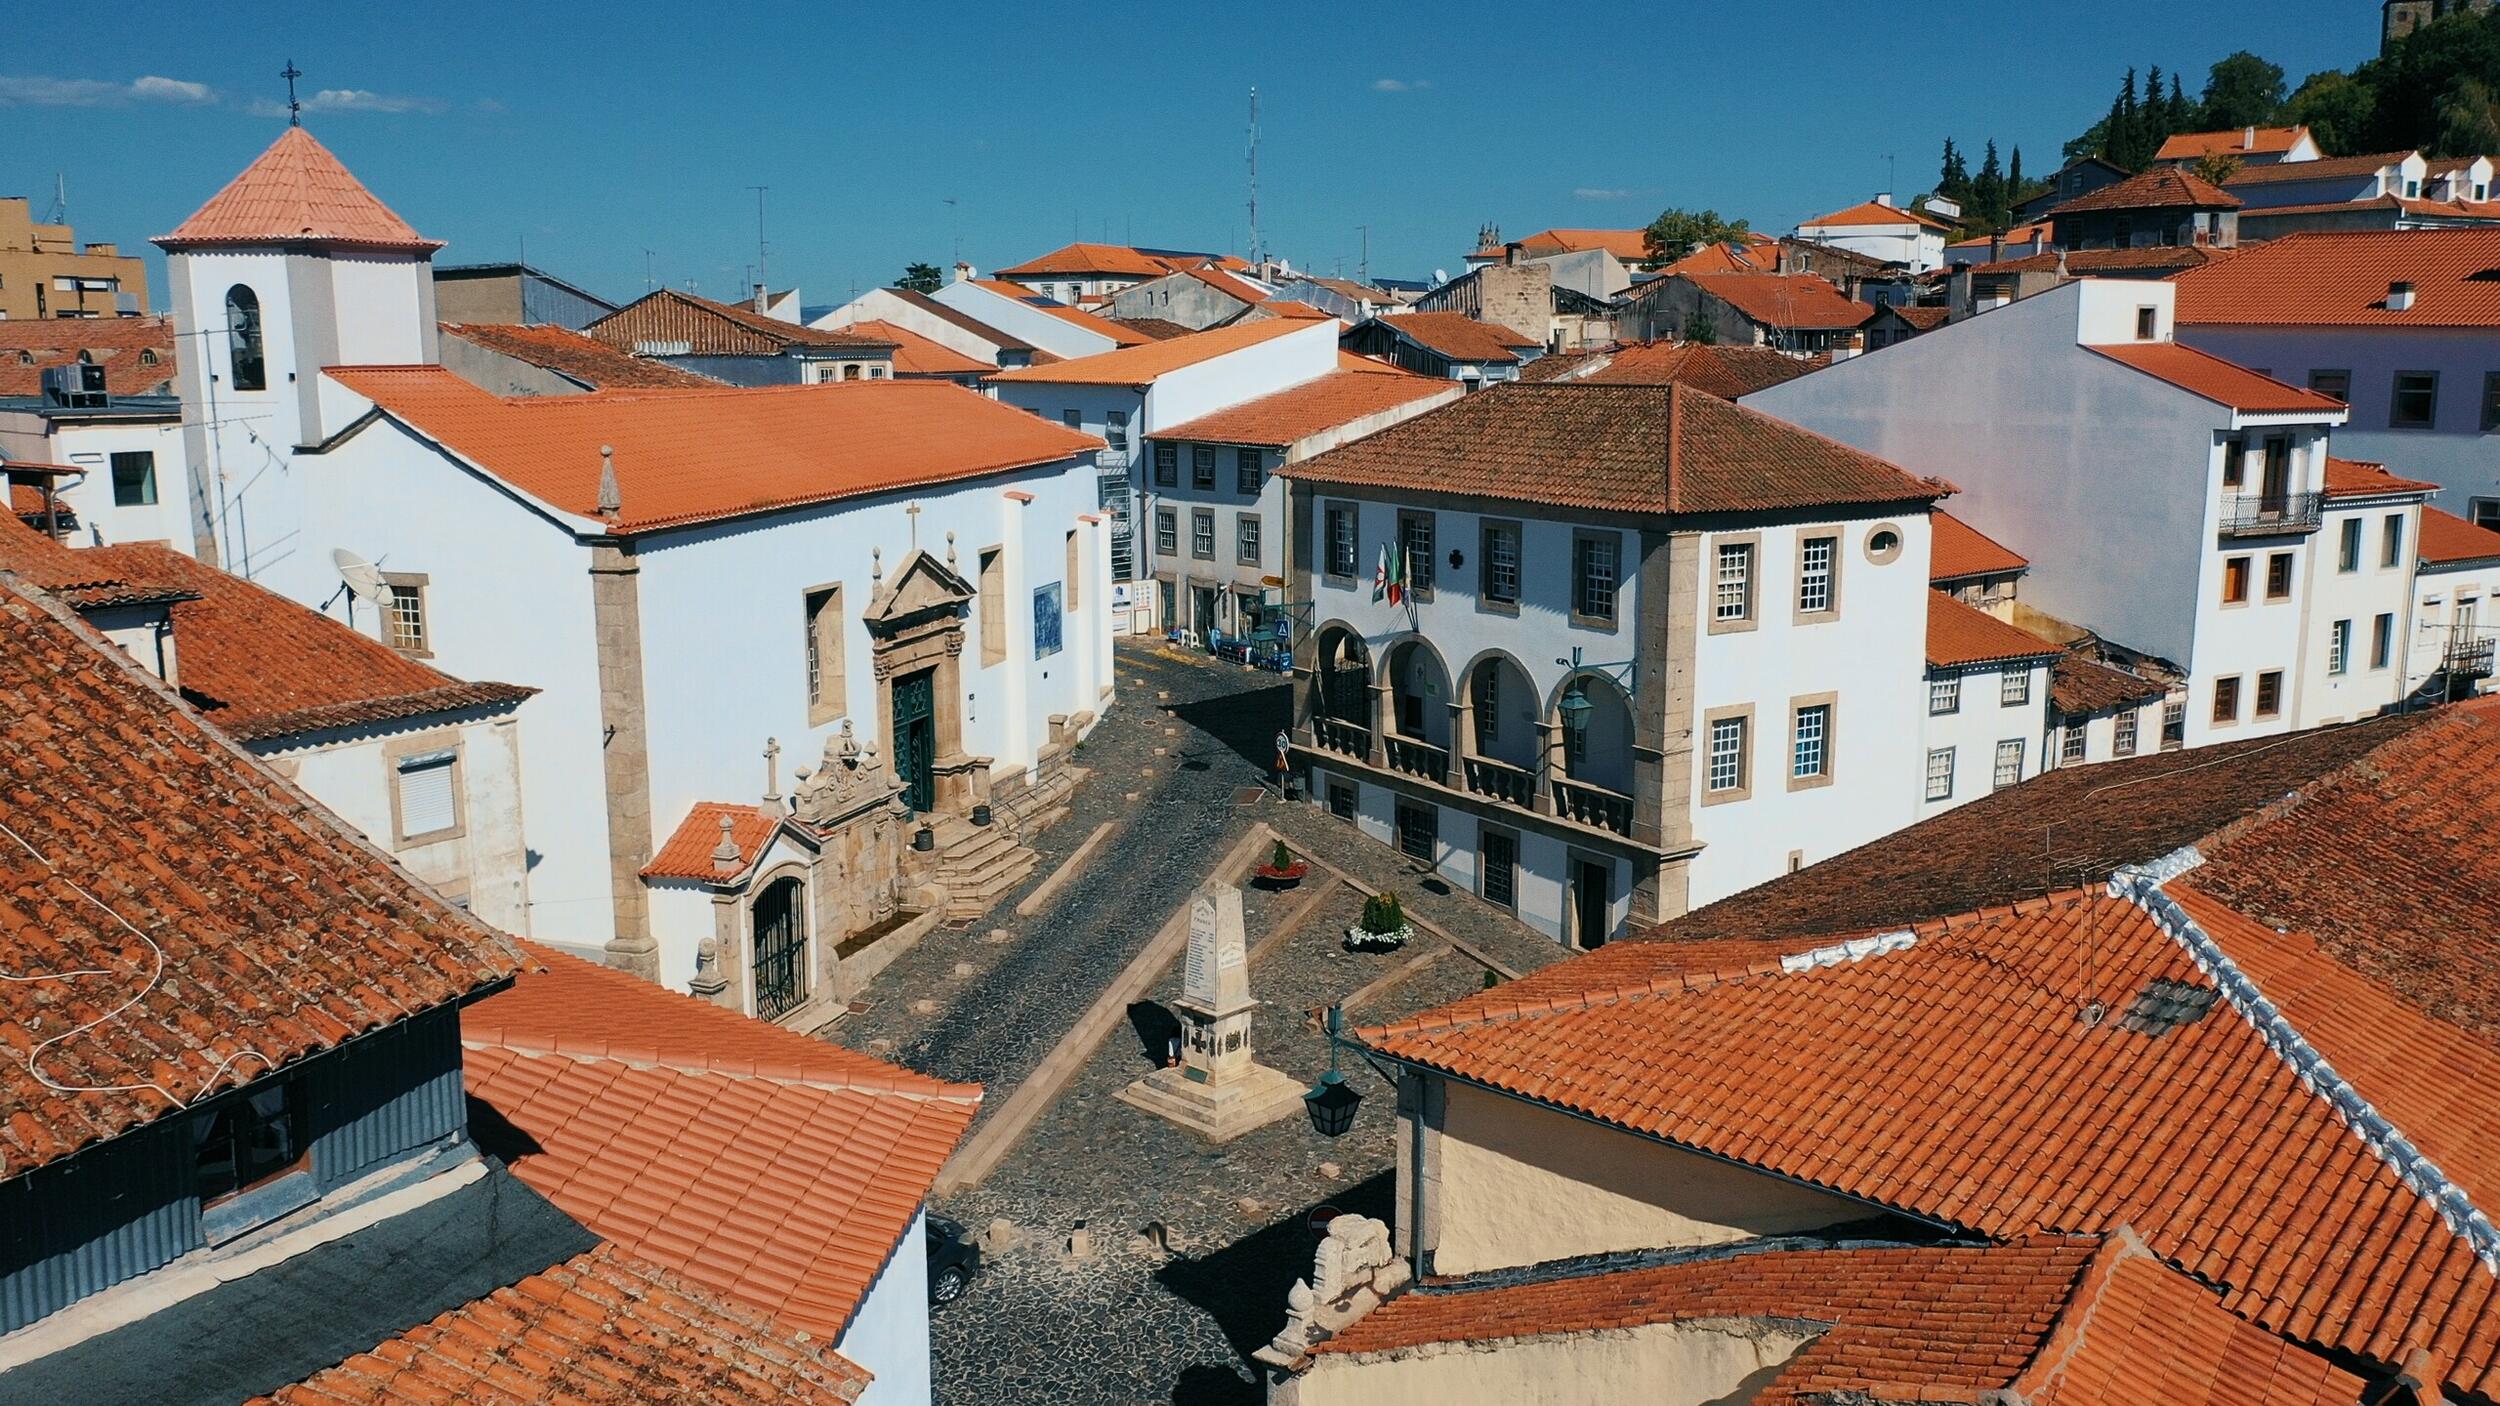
[{"xmin": 837, "ymin": 640, "xmax": 1569, "ymax": 1404}]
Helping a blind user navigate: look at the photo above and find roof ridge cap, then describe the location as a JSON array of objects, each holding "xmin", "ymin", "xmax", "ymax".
[
  {"xmin": 463, "ymin": 1031, "xmax": 982, "ymax": 1102},
  {"xmin": 2109, "ymin": 856, "xmax": 2500, "ymax": 1273}
]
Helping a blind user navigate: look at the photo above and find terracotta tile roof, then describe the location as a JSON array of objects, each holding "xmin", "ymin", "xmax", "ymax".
[
  {"xmin": 0, "ymin": 579, "xmax": 520, "ymax": 1179},
  {"xmin": 1875, "ymin": 303, "xmax": 1951, "ymax": 331},
  {"xmin": 2223, "ymin": 150, "xmax": 2414, "ymax": 186},
  {"xmin": 2322, "ymin": 455, "xmax": 2438, "ymax": 498},
  {"xmin": 1319, "ymin": 1239, "xmax": 2100, "ymax": 1400},
  {"xmin": 1182, "ymin": 266, "xmax": 1269, "ymax": 304},
  {"xmin": 439, "ymin": 321, "xmax": 719, "ymax": 390},
  {"xmin": 2421, "ymin": 505, "xmax": 2500, "ymax": 565},
  {"xmin": 76, "ymin": 542, "xmax": 533, "ymax": 742},
  {"xmin": 1508, "ymin": 228, "xmax": 1653, "ymax": 262},
  {"xmin": 994, "ymin": 242, "xmax": 1212, "ymax": 279},
  {"xmin": 2047, "ymin": 166, "xmax": 2241, "ymax": 215},
  {"xmin": 1929, "ymin": 590, "xmax": 2062, "ymax": 667},
  {"xmin": 0, "ymin": 516, "xmax": 194, "ymax": 610},
  {"xmin": 1930, "ymin": 510, "xmax": 2029, "ymax": 581},
  {"xmin": 1681, "ymin": 272, "xmax": 1872, "ymax": 330},
  {"xmin": 1337, "ymin": 350, "xmax": 1406, "ymax": 375},
  {"xmin": 881, "ymin": 288, "xmax": 1032, "ymax": 352},
  {"xmin": 1252, "ymin": 299, "xmax": 1331, "ymax": 320},
  {"xmin": 2177, "ymin": 697, "xmax": 2500, "ymax": 1038},
  {"xmin": 1029, "ymin": 300, "xmax": 1154, "ymax": 346},
  {"xmin": 1299, "ymin": 277, "xmax": 1389, "ymax": 303},
  {"xmin": 2156, "ymin": 126, "xmax": 2315, "ymax": 161},
  {"xmin": 1801, "ymin": 199, "xmax": 1959, "ymax": 232},
  {"xmin": 1367, "ymin": 312, "xmax": 1542, "ymax": 363},
  {"xmin": 642, "ymin": 801, "xmax": 782, "ymax": 880},
  {"xmin": 1579, "ymin": 342, "xmax": 1822, "ymax": 397},
  {"xmin": 157, "ymin": 127, "xmax": 442, "ymax": 252},
  {"xmin": 2087, "ymin": 342, "xmax": 2346, "ymax": 414},
  {"xmin": 836, "ymin": 320, "xmax": 991, "ymax": 377},
  {"xmin": 2050, "ymin": 653, "xmax": 2166, "ymax": 715},
  {"xmin": 2171, "ymin": 229, "xmax": 2500, "ymax": 328},
  {"xmin": 1144, "ymin": 370, "xmax": 1455, "ymax": 449},
  {"xmin": 464, "ymin": 943, "xmax": 980, "ymax": 1340},
  {"xmin": 1656, "ymin": 240, "xmax": 1763, "ymax": 275},
  {"xmin": 967, "ymin": 278, "xmax": 1046, "ymax": 302},
  {"xmin": 1365, "ymin": 882, "xmax": 2500, "ymax": 1397},
  {"xmin": 0, "ymin": 315, "xmax": 178, "ymax": 397},
  {"xmin": 250, "ymin": 1242, "xmax": 871, "ymax": 1405},
  {"xmin": 1964, "ymin": 246, "xmax": 2236, "ymax": 277},
  {"xmin": 584, "ymin": 291, "xmax": 896, "ymax": 358},
  {"xmin": 1285, "ymin": 381, "xmax": 1947, "ymax": 517},
  {"xmin": 1108, "ymin": 316, "xmax": 1194, "ymax": 340},
  {"xmin": 1657, "ymin": 707, "xmax": 2442, "ymax": 947},
  {"xmin": 326, "ymin": 367, "xmax": 1097, "ymax": 535},
  {"xmin": 987, "ymin": 318, "xmax": 1309, "ymax": 386},
  {"xmin": 1946, "ymin": 221, "xmax": 2055, "ymax": 250}
]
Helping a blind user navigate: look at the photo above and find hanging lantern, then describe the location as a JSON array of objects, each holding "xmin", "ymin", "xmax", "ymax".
[{"xmin": 1303, "ymin": 1068, "xmax": 1362, "ymax": 1138}]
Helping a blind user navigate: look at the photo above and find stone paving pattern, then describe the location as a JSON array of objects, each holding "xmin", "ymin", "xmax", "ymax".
[{"xmin": 823, "ymin": 642, "xmax": 1564, "ymax": 1404}]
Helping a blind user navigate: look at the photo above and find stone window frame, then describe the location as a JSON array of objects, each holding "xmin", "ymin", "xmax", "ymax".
[
  {"xmin": 1397, "ymin": 510, "xmax": 1437, "ymax": 601},
  {"xmin": 1786, "ymin": 690, "xmax": 1838, "ymax": 792},
  {"xmin": 380, "ymin": 571, "xmax": 432, "ymax": 658},
  {"xmin": 385, "ymin": 730, "xmax": 466, "ymax": 850},
  {"xmin": 1700, "ymin": 703, "xmax": 1754, "ymax": 806},
  {"xmin": 1190, "ymin": 508, "xmax": 1217, "ymax": 561},
  {"xmin": 1793, "ymin": 531, "xmax": 1841, "ymax": 624},
  {"xmin": 744, "ymin": 862, "xmax": 816, "ymax": 1024},
  {"xmin": 2388, "ymin": 369, "xmax": 2438, "ymax": 430},
  {"xmin": 1924, "ymin": 746, "xmax": 1955, "ymax": 802},
  {"xmin": 1191, "ymin": 445, "xmax": 1217, "ymax": 489},
  {"xmin": 1478, "ymin": 823, "xmax": 1519, "ymax": 911},
  {"xmin": 803, "ymin": 581, "xmax": 846, "ymax": 726},
  {"xmin": 2264, "ymin": 551, "xmax": 2294, "ymax": 602},
  {"xmin": 1064, "ymin": 531, "xmax": 1082, "ymax": 614},
  {"xmin": 2113, "ymin": 709, "xmax": 2139, "ymax": 757},
  {"xmin": 2337, "ymin": 517, "xmax": 2362, "ymax": 573},
  {"xmin": 2328, "ymin": 618, "xmax": 2352, "ymax": 676},
  {"xmin": 2000, "ymin": 667, "xmax": 2030, "ymax": 707},
  {"xmin": 1235, "ymin": 448, "xmax": 1264, "ymax": 495},
  {"xmin": 1478, "ymin": 517, "xmax": 1522, "ymax": 615},
  {"xmin": 2211, "ymin": 674, "xmax": 2242, "ymax": 727},
  {"xmin": 1156, "ymin": 507, "xmax": 1178, "ymax": 556},
  {"xmin": 1153, "ymin": 443, "xmax": 1179, "ymax": 487},
  {"xmin": 1323, "ymin": 502, "xmax": 1358, "ymax": 584},
  {"xmin": 1571, "ymin": 528, "xmax": 1622, "ymax": 631},
  {"xmin": 977, "ymin": 545, "xmax": 1007, "ymax": 667},
  {"xmin": 2220, "ymin": 554, "xmax": 2252, "ymax": 608},
  {"xmin": 1992, "ymin": 737, "xmax": 2025, "ymax": 790},
  {"xmin": 2253, "ymin": 669, "xmax": 2284, "ymax": 720},
  {"xmin": 1929, "ymin": 672, "xmax": 1961, "ymax": 715},
  {"xmin": 2061, "ymin": 716, "xmax": 2089, "ymax": 764},
  {"xmin": 1862, "ymin": 521, "xmax": 1905, "ymax": 566},
  {"xmin": 2381, "ymin": 512, "xmax": 2406, "ymax": 569},
  {"xmin": 1237, "ymin": 512, "xmax": 1263, "ymax": 567},
  {"xmin": 1708, "ymin": 532, "xmax": 1760, "ymax": 635},
  {"xmin": 2372, "ymin": 611, "xmax": 2396, "ymax": 670}
]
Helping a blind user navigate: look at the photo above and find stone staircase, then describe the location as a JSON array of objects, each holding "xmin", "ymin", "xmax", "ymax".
[{"xmin": 929, "ymin": 814, "xmax": 1041, "ymax": 921}]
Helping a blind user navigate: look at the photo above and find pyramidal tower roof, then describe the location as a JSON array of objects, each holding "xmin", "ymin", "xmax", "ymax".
[{"xmin": 156, "ymin": 126, "xmax": 443, "ymax": 253}]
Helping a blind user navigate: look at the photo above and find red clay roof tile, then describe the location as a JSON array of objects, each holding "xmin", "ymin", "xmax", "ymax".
[
  {"xmin": 2322, "ymin": 455, "xmax": 2439, "ymax": 498},
  {"xmin": 2047, "ymin": 166, "xmax": 2241, "ymax": 215},
  {"xmin": 1145, "ymin": 370, "xmax": 1455, "ymax": 449},
  {"xmin": 2088, "ymin": 342, "xmax": 2347, "ymax": 414},
  {"xmin": 584, "ymin": 291, "xmax": 894, "ymax": 358},
  {"xmin": 2421, "ymin": 506, "xmax": 2500, "ymax": 565},
  {"xmin": 157, "ymin": 127, "xmax": 442, "ymax": 252},
  {"xmin": 1930, "ymin": 510, "xmax": 2029, "ymax": 582},
  {"xmin": 2155, "ymin": 126, "xmax": 2314, "ymax": 161},
  {"xmin": 2222, "ymin": 150, "xmax": 2416, "ymax": 186},
  {"xmin": 643, "ymin": 802, "xmax": 782, "ymax": 881},
  {"xmin": 2171, "ymin": 229, "xmax": 2500, "ymax": 328},
  {"xmin": 440, "ymin": 322, "xmax": 720, "ymax": 390},
  {"xmin": 1928, "ymin": 591, "xmax": 2062, "ymax": 667},
  {"xmin": 1365, "ymin": 312, "xmax": 1542, "ymax": 363},
  {"xmin": 0, "ymin": 315, "xmax": 178, "ymax": 397},
  {"xmin": 987, "ymin": 318, "xmax": 1311, "ymax": 386},
  {"xmin": 836, "ymin": 321, "xmax": 992, "ymax": 377},
  {"xmin": 1679, "ymin": 272, "xmax": 1874, "ymax": 330}
]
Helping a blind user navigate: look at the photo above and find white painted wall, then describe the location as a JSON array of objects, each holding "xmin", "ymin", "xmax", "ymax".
[
  {"xmin": 839, "ymin": 1210, "xmax": 934, "ymax": 1406},
  {"xmin": 2300, "ymin": 499, "xmax": 2420, "ymax": 725},
  {"xmin": 1916, "ymin": 658, "xmax": 2051, "ymax": 816},
  {"xmin": 929, "ymin": 281, "xmax": 1116, "ymax": 361},
  {"xmin": 2414, "ymin": 559, "xmax": 2500, "ymax": 691},
  {"xmin": 1143, "ymin": 322, "xmax": 1339, "ymax": 427},
  {"xmin": 2178, "ymin": 325, "xmax": 2500, "ymax": 510},
  {"xmin": 814, "ymin": 288, "xmax": 1006, "ymax": 365},
  {"xmin": 0, "ymin": 410, "xmax": 193, "ymax": 549},
  {"xmin": 1794, "ymin": 221, "xmax": 1947, "ymax": 272}
]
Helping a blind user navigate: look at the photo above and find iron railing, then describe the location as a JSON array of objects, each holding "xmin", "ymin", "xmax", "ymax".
[
  {"xmin": 2219, "ymin": 491, "xmax": 2324, "ymax": 537},
  {"xmin": 2442, "ymin": 627, "xmax": 2497, "ymax": 678}
]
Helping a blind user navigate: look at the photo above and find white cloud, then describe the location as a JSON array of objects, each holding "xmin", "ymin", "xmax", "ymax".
[
  {"xmin": 1371, "ymin": 78, "xmax": 1430, "ymax": 93},
  {"xmin": 1573, "ymin": 187, "xmax": 1633, "ymax": 200},
  {"xmin": 247, "ymin": 87, "xmax": 446, "ymax": 118},
  {"xmin": 0, "ymin": 73, "xmax": 217, "ymax": 107}
]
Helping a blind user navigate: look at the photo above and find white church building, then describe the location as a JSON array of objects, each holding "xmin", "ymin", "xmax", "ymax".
[{"xmin": 156, "ymin": 126, "xmax": 1117, "ymax": 1020}]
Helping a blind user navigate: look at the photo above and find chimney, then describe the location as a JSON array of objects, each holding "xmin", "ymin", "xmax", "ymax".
[
  {"xmin": 1874, "ymin": 192, "xmax": 1896, "ymax": 208},
  {"xmin": 1990, "ymin": 233, "xmax": 2005, "ymax": 264},
  {"xmin": 2242, "ymin": 126, "xmax": 2256, "ymax": 150},
  {"xmin": 2388, "ymin": 280, "xmax": 2416, "ymax": 312},
  {"xmin": 597, "ymin": 444, "xmax": 621, "ymax": 521},
  {"xmin": 953, "ymin": 261, "xmax": 976, "ymax": 283},
  {"xmin": 753, "ymin": 281, "xmax": 770, "ymax": 314}
]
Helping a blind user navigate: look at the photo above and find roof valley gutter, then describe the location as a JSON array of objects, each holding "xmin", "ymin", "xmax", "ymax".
[
  {"xmin": 1361, "ymin": 1055, "xmax": 1963, "ymax": 1236},
  {"xmin": 2111, "ymin": 850, "xmax": 2500, "ymax": 1274}
]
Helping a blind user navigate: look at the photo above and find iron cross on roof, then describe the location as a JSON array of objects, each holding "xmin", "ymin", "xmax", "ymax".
[{"xmin": 281, "ymin": 59, "xmax": 303, "ymax": 126}]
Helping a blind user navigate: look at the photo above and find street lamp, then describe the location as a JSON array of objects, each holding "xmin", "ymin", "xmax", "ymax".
[
  {"xmin": 1554, "ymin": 646, "xmax": 1637, "ymax": 756},
  {"xmin": 1303, "ymin": 1004, "xmax": 1365, "ymax": 1137}
]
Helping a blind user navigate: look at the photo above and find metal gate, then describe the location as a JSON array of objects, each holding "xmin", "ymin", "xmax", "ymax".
[
  {"xmin": 893, "ymin": 668, "xmax": 937, "ymax": 814},
  {"xmin": 752, "ymin": 876, "xmax": 807, "ymax": 1020}
]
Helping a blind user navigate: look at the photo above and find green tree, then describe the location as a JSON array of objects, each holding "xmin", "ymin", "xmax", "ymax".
[
  {"xmin": 2143, "ymin": 65, "xmax": 2173, "ymax": 149},
  {"xmin": 2169, "ymin": 73, "xmax": 2198, "ymax": 133},
  {"xmin": 1973, "ymin": 141, "xmax": 2008, "ymax": 229},
  {"xmin": 2189, "ymin": 152, "xmax": 2245, "ymax": 186},
  {"xmin": 2439, "ymin": 75, "xmax": 2500, "ymax": 157},
  {"xmin": 2285, "ymin": 69, "xmax": 2378, "ymax": 154},
  {"xmin": 1938, "ymin": 138, "xmax": 1972, "ymax": 206},
  {"xmin": 1681, "ymin": 307, "xmax": 1718, "ymax": 345},
  {"xmin": 1641, "ymin": 207, "xmax": 1751, "ymax": 266},
  {"xmin": 893, "ymin": 262, "xmax": 945, "ymax": 293},
  {"xmin": 2201, "ymin": 51, "xmax": 2288, "ymax": 130}
]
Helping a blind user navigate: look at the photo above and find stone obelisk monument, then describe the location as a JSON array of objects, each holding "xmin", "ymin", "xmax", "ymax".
[{"xmin": 1117, "ymin": 881, "xmax": 1306, "ymax": 1141}]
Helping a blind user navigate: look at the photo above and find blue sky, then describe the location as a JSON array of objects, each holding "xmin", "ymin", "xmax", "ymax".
[{"xmin": 5, "ymin": 2, "xmax": 2378, "ymax": 310}]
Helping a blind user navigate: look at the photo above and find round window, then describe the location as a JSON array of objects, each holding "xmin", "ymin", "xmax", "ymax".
[{"xmin": 1865, "ymin": 524, "xmax": 1904, "ymax": 565}]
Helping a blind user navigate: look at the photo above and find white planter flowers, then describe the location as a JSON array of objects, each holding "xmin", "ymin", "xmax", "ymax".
[{"xmin": 1345, "ymin": 893, "xmax": 1412, "ymax": 952}]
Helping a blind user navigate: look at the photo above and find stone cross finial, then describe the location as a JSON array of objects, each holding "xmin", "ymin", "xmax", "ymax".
[
  {"xmin": 710, "ymin": 814, "xmax": 741, "ymax": 872},
  {"xmin": 597, "ymin": 444, "xmax": 621, "ymax": 520},
  {"xmin": 762, "ymin": 737, "xmax": 781, "ymax": 806},
  {"xmin": 905, "ymin": 502, "xmax": 921, "ymax": 548}
]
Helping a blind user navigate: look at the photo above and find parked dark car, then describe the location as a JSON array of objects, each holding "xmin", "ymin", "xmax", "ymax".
[{"xmin": 926, "ymin": 1215, "xmax": 982, "ymax": 1307}]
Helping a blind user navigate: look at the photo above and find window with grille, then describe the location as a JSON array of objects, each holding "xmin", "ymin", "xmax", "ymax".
[
  {"xmin": 1714, "ymin": 543, "xmax": 1753, "ymax": 621},
  {"xmin": 1327, "ymin": 781, "xmax": 1355, "ymax": 819},
  {"xmin": 1156, "ymin": 509, "xmax": 1177, "ymax": 555},
  {"xmin": 2254, "ymin": 670, "xmax": 2283, "ymax": 718},
  {"xmin": 1105, "ymin": 409, "xmax": 1129, "ymax": 452},
  {"xmin": 2329, "ymin": 618, "xmax": 2351, "ymax": 675},
  {"xmin": 1930, "ymin": 673, "xmax": 1961, "ymax": 715},
  {"xmin": 2113, "ymin": 710, "xmax": 2138, "ymax": 756},
  {"xmin": 1325, "ymin": 505, "xmax": 1356, "ymax": 577},
  {"xmin": 1574, "ymin": 533, "xmax": 1619, "ymax": 622},
  {"xmin": 1481, "ymin": 827, "xmax": 1518, "ymax": 909},
  {"xmin": 1237, "ymin": 513, "xmax": 1262, "ymax": 566},
  {"xmin": 2212, "ymin": 676, "xmax": 2241, "ymax": 723},
  {"xmin": 1707, "ymin": 717, "xmax": 1747, "ymax": 793},
  {"xmin": 1924, "ymin": 747, "xmax": 1955, "ymax": 801},
  {"xmin": 1481, "ymin": 521, "xmax": 1520, "ymax": 605},
  {"xmin": 1395, "ymin": 801, "xmax": 1437, "ymax": 862},
  {"xmin": 1400, "ymin": 512, "xmax": 1436, "ymax": 595},
  {"xmin": 1192, "ymin": 445, "xmax": 1216, "ymax": 488},
  {"xmin": 383, "ymin": 580, "xmax": 427, "ymax": 655},
  {"xmin": 2001, "ymin": 669, "xmax": 2029, "ymax": 706},
  {"xmin": 1992, "ymin": 738, "xmax": 2025, "ymax": 790},
  {"xmin": 2062, "ymin": 719, "xmax": 2088, "ymax": 763},
  {"xmin": 1798, "ymin": 536, "xmax": 1835, "ymax": 614},
  {"xmin": 1153, "ymin": 443, "xmax": 1178, "ymax": 486},
  {"xmin": 1791, "ymin": 704, "xmax": 1830, "ymax": 780},
  {"xmin": 1236, "ymin": 448, "xmax": 1263, "ymax": 494},
  {"xmin": 1191, "ymin": 510, "xmax": 1215, "ymax": 559},
  {"xmin": 396, "ymin": 750, "xmax": 458, "ymax": 840}
]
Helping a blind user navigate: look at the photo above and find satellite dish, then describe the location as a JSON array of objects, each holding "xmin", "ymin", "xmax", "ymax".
[
  {"xmin": 1431, "ymin": 268, "xmax": 1448, "ymax": 286},
  {"xmin": 332, "ymin": 547, "xmax": 393, "ymax": 608}
]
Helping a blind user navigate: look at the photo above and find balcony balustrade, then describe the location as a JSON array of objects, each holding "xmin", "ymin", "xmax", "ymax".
[
  {"xmin": 2219, "ymin": 491, "xmax": 2323, "ymax": 537},
  {"xmin": 1550, "ymin": 776, "xmax": 1634, "ymax": 837}
]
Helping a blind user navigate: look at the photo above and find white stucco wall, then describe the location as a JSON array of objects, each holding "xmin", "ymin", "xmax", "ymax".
[
  {"xmin": 839, "ymin": 1210, "xmax": 934, "ymax": 1406},
  {"xmin": 1427, "ymin": 1082, "xmax": 1867, "ymax": 1275},
  {"xmin": 2414, "ymin": 559, "xmax": 2500, "ymax": 690},
  {"xmin": 815, "ymin": 288, "xmax": 1007, "ymax": 365},
  {"xmin": 1142, "ymin": 321, "xmax": 1340, "ymax": 428},
  {"xmin": 0, "ymin": 410, "xmax": 193, "ymax": 550},
  {"xmin": 1917, "ymin": 658, "xmax": 2051, "ymax": 816},
  {"xmin": 168, "ymin": 247, "xmax": 306, "ymax": 581},
  {"xmin": 2299, "ymin": 499, "xmax": 2420, "ymax": 724},
  {"xmin": 929, "ymin": 281, "xmax": 1116, "ymax": 361},
  {"xmin": 1286, "ymin": 1318, "xmax": 1817, "ymax": 1406}
]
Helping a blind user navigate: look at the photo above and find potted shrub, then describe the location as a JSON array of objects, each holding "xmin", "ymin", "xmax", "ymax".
[
  {"xmin": 1346, "ymin": 891, "xmax": 1412, "ymax": 952},
  {"xmin": 1254, "ymin": 838, "xmax": 1309, "ymax": 890}
]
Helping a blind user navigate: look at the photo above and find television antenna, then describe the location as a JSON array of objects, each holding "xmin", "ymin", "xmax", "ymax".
[
  {"xmin": 1246, "ymin": 86, "xmax": 1262, "ymax": 269},
  {"xmin": 748, "ymin": 185, "xmax": 770, "ymax": 291}
]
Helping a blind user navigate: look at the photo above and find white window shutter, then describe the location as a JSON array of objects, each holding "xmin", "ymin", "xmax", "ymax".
[{"xmin": 398, "ymin": 752, "xmax": 457, "ymax": 838}]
